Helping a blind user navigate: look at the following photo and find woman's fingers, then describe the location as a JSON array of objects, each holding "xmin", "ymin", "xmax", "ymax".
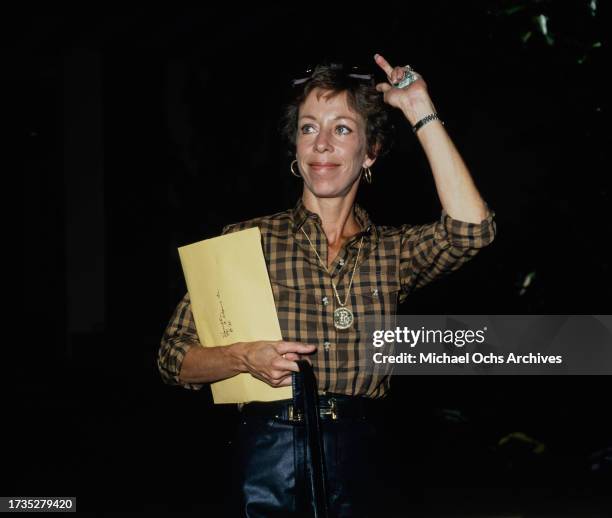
[
  {"xmin": 245, "ymin": 341, "xmax": 318, "ymax": 387},
  {"xmin": 282, "ymin": 352, "xmax": 312, "ymax": 364},
  {"xmin": 278, "ymin": 374, "xmax": 293, "ymax": 387},
  {"xmin": 275, "ymin": 341, "xmax": 317, "ymax": 355},
  {"xmin": 274, "ymin": 357, "xmax": 301, "ymax": 373},
  {"xmin": 274, "ymin": 353, "xmax": 313, "ymax": 374},
  {"xmin": 375, "ymin": 54, "xmax": 412, "ymax": 85},
  {"xmin": 282, "ymin": 352, "xmax": 300, "ymax": 362},
  {"xmin": 393, "ymin": 67, "xmax": 410, "ymax": 84},
  {"xmin": 374, "ymin": 53, "xmax": 394, "ymax": 76}
]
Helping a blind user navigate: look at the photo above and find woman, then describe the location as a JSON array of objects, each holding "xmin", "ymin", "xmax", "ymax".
[{"xmin": 158, "ymin": 54, "xmax": 496, "ymax": 517}]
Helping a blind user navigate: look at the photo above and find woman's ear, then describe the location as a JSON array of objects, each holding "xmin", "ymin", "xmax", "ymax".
[{"xmin": 364, "ymin": 142, "xmax": 381, "ymax": 168}]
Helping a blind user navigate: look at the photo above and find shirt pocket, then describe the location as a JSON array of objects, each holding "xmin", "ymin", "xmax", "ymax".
[
  {"xmin": 351, "ymin": 275, "xmax": 400, "ymax": 332},
  {"xmin": 269, "ymin": 277, "xmax": 320, "ymax": 341}
]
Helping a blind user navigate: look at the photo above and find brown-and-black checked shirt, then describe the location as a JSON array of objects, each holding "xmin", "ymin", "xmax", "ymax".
[{"xmin": 158, "ymin": 197, "xmax": 496, "ymax": 399}]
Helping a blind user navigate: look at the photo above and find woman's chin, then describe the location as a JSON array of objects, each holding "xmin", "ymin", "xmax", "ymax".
[
  {"xmin": 307, "ymin": 182, "xmax": 344, "ymax": 198},
  {"xmin": 305, "ymin": 177, "xmax": 358, "ymax": 199}
]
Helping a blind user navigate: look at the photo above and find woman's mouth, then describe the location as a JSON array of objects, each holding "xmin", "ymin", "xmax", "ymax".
[{"xmin": 310, "ymin": 163, "xmax": 340, "ymax": 170}]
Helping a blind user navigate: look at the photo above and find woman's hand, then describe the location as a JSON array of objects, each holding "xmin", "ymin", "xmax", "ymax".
[
  {"xmin": 373, "ymin": 53, "xmax": 436, "ymax": 123},
  {"xmin": 239, "ymin": 340, "xmax": 317, "ymax": 388}
]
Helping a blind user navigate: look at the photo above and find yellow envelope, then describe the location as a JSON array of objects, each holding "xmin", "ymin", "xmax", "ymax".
[{"xmin": 178, "ymin": 227, "xmax": 292, "ymax": 404}]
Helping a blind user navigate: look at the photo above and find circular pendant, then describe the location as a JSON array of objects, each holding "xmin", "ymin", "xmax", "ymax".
[{"xmin": 333, "ymin": 306, "xmax": 354, "ymax": 330}]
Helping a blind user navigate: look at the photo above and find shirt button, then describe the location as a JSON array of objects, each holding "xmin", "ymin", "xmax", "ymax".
[
  {"xmin": 338, "ymin": 259, "xmax": 345, "ymax": 267},
  {"xmin": 323, "ymin": 341, "xmax": 331, "ymax": 351},
  {"xmin": 322, "ymin": 296, "xmax": 329, "ymax": 306}
]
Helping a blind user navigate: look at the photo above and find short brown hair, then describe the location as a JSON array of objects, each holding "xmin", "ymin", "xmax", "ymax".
[{"xmin": 278, "ymin": 63, "xmax": 395, "ymax": 160}]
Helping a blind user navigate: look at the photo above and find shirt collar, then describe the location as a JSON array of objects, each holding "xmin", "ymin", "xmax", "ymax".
[{"xmin": 291, "ymin": 197, "xmax": 378, "ymax": 246}]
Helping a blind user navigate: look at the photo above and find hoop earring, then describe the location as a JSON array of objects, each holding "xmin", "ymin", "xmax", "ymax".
[
  {"xmin": 290, "ymin": 160, "xmax": 302, "ymax": 178},
  {"xmin": 363, "ymin": 166, "xmax": 372, "ymax": 184}
]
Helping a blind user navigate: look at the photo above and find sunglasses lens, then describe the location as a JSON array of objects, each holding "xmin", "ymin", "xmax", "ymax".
[
  {"xmin": 290, "ymin": 63, "xmax": 373, "ymax": 86},
  {"xmin": 291, "ymin": 77, "xmax": 310, "ymax": 86}
]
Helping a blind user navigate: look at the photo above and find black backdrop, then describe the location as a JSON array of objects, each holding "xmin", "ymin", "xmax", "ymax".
[{"xmin": 11, "ymin": 3, "xmax": 610, "ymax": 514}]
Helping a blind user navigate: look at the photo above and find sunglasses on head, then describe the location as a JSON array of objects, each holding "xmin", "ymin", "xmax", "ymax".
[{"xmin": 290, "ymin": 63, "xmax": 374, "ymax": 87}]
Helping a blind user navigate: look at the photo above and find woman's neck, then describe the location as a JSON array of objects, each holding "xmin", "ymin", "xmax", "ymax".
[{"xmin": 302, "ymin": 190, "xmax": 361, "ymax": 248}]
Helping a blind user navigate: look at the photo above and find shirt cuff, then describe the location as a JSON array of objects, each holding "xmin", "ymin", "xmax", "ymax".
[
  {"xmin": 164, "ymin": 340, "xmax": 205, "ymax": 391},
  {"xmin": 438, "ymin": 203, "xmax": 497, "ymax": 249}
]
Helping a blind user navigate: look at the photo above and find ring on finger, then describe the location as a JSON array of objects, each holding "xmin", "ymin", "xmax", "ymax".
[
  {"xmin": 393, "ymin": 65, "xmax": 413, "ymax": 79},
  {"xmin": 394, "ymin": 67, "xmax": 420, "ymax": 88}
]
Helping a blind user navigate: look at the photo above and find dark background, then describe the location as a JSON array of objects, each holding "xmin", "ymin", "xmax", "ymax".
[{"xmin": 10, "ymin": 2, "xmax": 610, "ymax": 515}]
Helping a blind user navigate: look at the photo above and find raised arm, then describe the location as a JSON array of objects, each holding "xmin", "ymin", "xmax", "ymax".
[{"xmin": 374, "ymin": 53, "xmax": 490, "ymax": 223}]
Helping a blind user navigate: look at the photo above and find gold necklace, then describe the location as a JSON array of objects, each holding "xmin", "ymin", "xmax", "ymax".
[{"xmin": 300, "ymin": 227, "xmax": 364, "ymax": 330}]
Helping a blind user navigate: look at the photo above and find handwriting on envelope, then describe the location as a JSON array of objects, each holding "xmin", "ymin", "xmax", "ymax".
[{"xmin": 178, "ymin": 227, "xmax": 292, "ymax": 404}]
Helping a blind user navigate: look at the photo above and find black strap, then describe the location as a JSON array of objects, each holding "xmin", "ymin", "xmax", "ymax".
[{"xmin": 293, "ymin": 360, "xmax": 329, "ymax": 518}]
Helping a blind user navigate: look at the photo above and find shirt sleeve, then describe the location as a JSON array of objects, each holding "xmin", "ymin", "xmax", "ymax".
[
  {"xmin": 157, "ymin": 291, "xmax": 205, "ymax": 391},
  {"xmin": 399, "ymin": 204, "xmax": 497, "ymax": 300}
]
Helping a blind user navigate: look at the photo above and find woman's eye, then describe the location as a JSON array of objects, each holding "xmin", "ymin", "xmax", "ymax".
[{"xmin": 300, "ymin": 124, "xmax": 352, "ymax": 135}]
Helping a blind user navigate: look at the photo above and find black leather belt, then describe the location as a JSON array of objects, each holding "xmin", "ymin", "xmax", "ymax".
[{"xmin": 241, "ymin": 392, "xmax": 385, "ymax": 422}]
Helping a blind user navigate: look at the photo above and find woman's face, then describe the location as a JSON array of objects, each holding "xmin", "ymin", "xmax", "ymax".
[{"xmin": 296, "ymin": 88, "xmax": 376, "ymax": 199}]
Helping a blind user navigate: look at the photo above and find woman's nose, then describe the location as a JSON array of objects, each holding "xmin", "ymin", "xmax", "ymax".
[{"xmin": 314, "ymin": 130, "xmax": 333, "ymax": 152}]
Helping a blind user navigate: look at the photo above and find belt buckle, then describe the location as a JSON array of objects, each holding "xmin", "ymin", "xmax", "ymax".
[
  {"xmin": 320, "ymin": 397, "xmax": 338, "ymax": 420},
  {"xmin": 288, "ymin": 398, "xmax": 338, "ymax": 421},
  {"xmin": 288, "ymin": 404, "xmax": 303, "ymax": 422}
]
